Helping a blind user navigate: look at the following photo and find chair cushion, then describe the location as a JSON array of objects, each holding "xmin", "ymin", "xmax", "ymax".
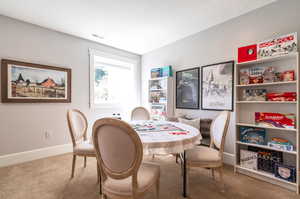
[
  {"xmin": 200, "ymin": 138, "xmax": 210, "ymax": 147},
  {"xmin": 178, "ymin": 117, "xmax": 200, "ymax": 130},
  {"xmin": 103, "ymin": 162, "xmax": 160, "ymax": 196},
  {"xmin": 200, "ymin": 119, "xmax": 212, "ymax": 137},
  {"xmin": 74, "ymin": 141, "xmax": 95, "ymax": 155},
  {"xmin": 186, "ymin": 146, "xmax": 221, "ymax": 165}
]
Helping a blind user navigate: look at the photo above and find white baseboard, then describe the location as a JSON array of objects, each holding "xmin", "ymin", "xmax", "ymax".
[
  {"xmin": 223, "ymin": 152, "xmax": 235, "ymax": 165},
  {"xmin": 0, "ymin": 144, "xmax": 235, "ymax": 168},
  {"xmin": 0, "ymin": 144, "xmax": 73, "ymax": 168}
]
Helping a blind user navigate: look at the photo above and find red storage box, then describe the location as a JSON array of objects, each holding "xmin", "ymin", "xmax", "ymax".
[
  {"xmin": 266, "ymin": 92, "xmax": 296, "ymax": 101},
  {"xmin": 238, "ymin": 44, "xmax": 257, "ymax": 63},
  {"xmin": 255, "ymin": 112, "xmax": 296, "ymax": 129}
]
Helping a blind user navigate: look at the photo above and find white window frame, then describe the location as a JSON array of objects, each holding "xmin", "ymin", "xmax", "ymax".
[{"xmin": 89, "ymin": 48, "xmax": 140, "ymax": 109}]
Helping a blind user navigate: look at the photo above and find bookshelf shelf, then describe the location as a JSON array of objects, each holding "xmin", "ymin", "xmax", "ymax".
[
  {"xmin": 236, "ymin": 81, "xmax": 296, "ymax": 87},
  {"xmin": 236, "ymin": 101, "xmax": 296, "ymax": 104},
  {"xmin": 236, "ymin": 141, "xmax": 297, "ymax": 154},
  {"xmin": 236, "ymin": 53, "xmax": 298, "ymax": 67},
  {"xmin": 235, "ymin": 52, "xmax": 299, "ymax": 193},
  {"xmin": 236, "ymin": 123, "xmax": 297, "ymax": 132},
  {"xmin": 235, "ymin": 165, "xmax": 297, "ymax": 187}
]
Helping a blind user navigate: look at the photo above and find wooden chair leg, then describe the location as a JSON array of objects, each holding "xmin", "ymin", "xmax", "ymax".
[
  {"xmin": 97, "ymin": 163, "xmax": 100, "ymax": 183},
  {"xmin": 211, "ymin": 168, "xmax": 215, "ymax": 180},
  {"xmin": 71, "ymin": 155, "xmax": 76, "ymax": 178},
  {"xmin": 84, "ymin": 156, "xmax": 87, "ymax": 168},
  {"xmin": 155, "ymin": 178, "xmax": 160, "ymax": 199},
  {"xmin": 218, "ymin": 167, "xmax": 225, "ymax": 192},
  {"xmin": 175, "ymin": 154, "xmax": 179, "ymax": 164},
  {"xmin": 186, "ymin": 167, "xmax": 189, "ymax": 196},
  {"xmin": 97, "ymin": 163, "xmax": 102, "ymax": 195}
]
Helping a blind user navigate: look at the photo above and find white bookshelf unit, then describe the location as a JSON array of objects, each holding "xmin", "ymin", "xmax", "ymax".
[
  {"xmin": 148, "ymin": 77, "xmax": 174, "ymax": 120},
  {"xmin": 234, "ymin": 52, "xmax": 300, "ymax": 193}
]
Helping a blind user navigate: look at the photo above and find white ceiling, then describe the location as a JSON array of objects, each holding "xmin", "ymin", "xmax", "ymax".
[{"xmin": 0, "ymin": 0, "xmax": 276, "ymax": 54}]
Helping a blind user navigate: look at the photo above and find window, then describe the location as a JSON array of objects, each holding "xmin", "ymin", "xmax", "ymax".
[{"xmin": 89, "ymin": 49, "xmax": 139, "ymax": 110}]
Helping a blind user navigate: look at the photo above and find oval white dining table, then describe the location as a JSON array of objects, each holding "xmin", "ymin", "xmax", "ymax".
[{"xmin": 130, "ymin": 120, "xmax": 202, "ymax": 198}]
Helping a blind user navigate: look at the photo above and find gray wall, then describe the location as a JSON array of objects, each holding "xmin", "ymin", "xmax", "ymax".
[
  {"xmin": 141, "ymin": 0, "xmax": 300, "ymax": 154},
  {"xmin": 0, "ymin": 15, "xmax": 141, "ymax": 155}
]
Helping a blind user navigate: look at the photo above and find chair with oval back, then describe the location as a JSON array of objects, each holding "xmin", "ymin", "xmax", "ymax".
[
  {"xmin": 185, "ymin": 111, "xmax": 231, "ymax": 192},
  {"xmin": 131, "ymin": 107, "xmax": 151, "ymax": 121},
  {"xmin": 67, "ymin": 109, "xmax": 99, "ymax": 179},
  {"xmin": 92, "ymin": 118, "xmax": 160, "ymax": 199}
]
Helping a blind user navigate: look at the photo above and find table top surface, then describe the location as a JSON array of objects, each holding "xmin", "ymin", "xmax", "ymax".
[{"xmin": 130, "ymin": 120, "xmax": 201, "ymax": 144}]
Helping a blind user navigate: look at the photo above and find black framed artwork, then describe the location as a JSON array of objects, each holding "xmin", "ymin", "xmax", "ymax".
[
  {"xmin": 176, "ymin": 67, "xmax": 200, "ymax": 109},
  {"xmin": 201, "ymin": 61, "xmax": 234, "ymax": 111}
]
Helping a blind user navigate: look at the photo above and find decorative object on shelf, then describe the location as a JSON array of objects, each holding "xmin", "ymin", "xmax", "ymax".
[
  {"xmin": 280, "ymin": 70, "xmax": 295, "ymax": 82},
  {"xmin": 151, "ymin": 68, "xmax": 162, "ymax": 78},
  {"xmin": 258, "ymin": 151, "xmax": 283, "ymax": 174},
  {"xmin": 238, "ymin": 44, "xmax": 258, "ymax": 63},
  {"xmin": 274, "ymin": 163, "xmax": 296, "ymax": 183},
  {"xmin": 149, "ymin": 78, "xmax": 166, "ymax": 90},
  {"xmin": 258, "ymin": 33, "xmax": 297, "ymax": 59},
  {"xmin": 149, "ymin": 90, "xmax": 166, "ymax": 103},
  {"xmin": 249, "ymin": 66, "xmax": 264, "ymax": 84},
  {"xmin": 239, "ymin": 65, "xmax": 296, "ymax": 86},
  {"xmin": 249, "ymin": 146, "xmax": 283, "ymax": 174},
  {"xmin": 255, "ymin": 112, "xmax": 296, "ymax": 129},
  {"xmin": 240, "ymin": 127, "xmax": 266, "ymax": 145},
  {"xmin": 242, "ymin": 89, "xmax": 267, "ymax": 101},
  {"xmin": 150, "ymin": 104, "xmax": 167, "ymax": 121},
  {"xmin": 201, "ymin": 61, "xmax": 234, "ymax": 111},
  {"xmin": 267, "ymin": 137, "xmax": 294, "ymax": 152},
  {"xmin": 240, "ymin": 149, "xmax": 258, "ymax": 170},
  {"xmin": 266, "ymin": 92, "xmax": 296, "ymax": 101},
  {"xmin": 263, "ymin": 67, "xmax": 277, "ymax": 83},
  {"xmin": 1, "ymin": 59, "xmax": 71, "ymax": 103},
  {"xmin": 176, "ymin": 67, "xmax": 199, "ymax": 109},
  {"xmin": 240, "ymin": 68, "xmax": 250, "ymax": 85},
  {"xmin": 151, "ymin": 65, "xmax": 173, "ymax": 78},
  {"xmin": 161, "ymin": 66, "xmax": 173, "ymax": 77}
]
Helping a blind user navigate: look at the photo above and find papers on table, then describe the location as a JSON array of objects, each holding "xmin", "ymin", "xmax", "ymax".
[{"xmin": 131, "ymin": 120, "xmax": 196, "ymax": 143}]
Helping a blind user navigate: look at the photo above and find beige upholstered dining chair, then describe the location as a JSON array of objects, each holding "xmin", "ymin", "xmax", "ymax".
[
  {"xmin": 67, "ymin": 109, "xmax": 99, "ymax": 180},
  {"xmin": 92, "ymin": 118, "xmax": 160, "ymax": 199},
  {"xmin": 131, "ymin": 106, "xmax": 151, "ymax": 120},
  {"xmin": 185, "ymin": 111, "xmax": 231, "ymax": 191}
]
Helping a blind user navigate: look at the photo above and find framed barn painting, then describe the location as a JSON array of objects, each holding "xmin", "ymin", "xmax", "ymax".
[
  {"xmin": 1, "ymin": 59, "xmax": 71, "ymax": 103},
  {"xmin": 201, "ymin": 61, "xmax": 234, "ymax": 111},
  {"xmin": 176, "ymin": 67, "xmax": 200, "ymax": 109}
]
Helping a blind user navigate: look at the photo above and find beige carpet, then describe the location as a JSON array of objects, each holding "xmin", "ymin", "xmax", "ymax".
[{"xmin": 0, "ymin": 154, "xmax": 298, "ymax": 199}]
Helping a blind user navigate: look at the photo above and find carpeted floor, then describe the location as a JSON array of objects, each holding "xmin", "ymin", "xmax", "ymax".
[{"xmin": 0, "ymin": 153, "xmax": 298, "ymax": 199}]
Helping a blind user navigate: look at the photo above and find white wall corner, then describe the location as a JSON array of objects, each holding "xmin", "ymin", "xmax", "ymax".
[
  {"xmin": 223, "ymin": 152, "xmax": 235, "ymax": 165},
  {"xmin": 0, "ymin": 144, "xmax": 73, "ymax": 168}
]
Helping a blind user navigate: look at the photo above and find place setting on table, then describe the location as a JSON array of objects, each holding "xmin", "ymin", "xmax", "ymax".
[{"xmin": 130, "ymin": 120, "xmax": 201, "ymax": 154}]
